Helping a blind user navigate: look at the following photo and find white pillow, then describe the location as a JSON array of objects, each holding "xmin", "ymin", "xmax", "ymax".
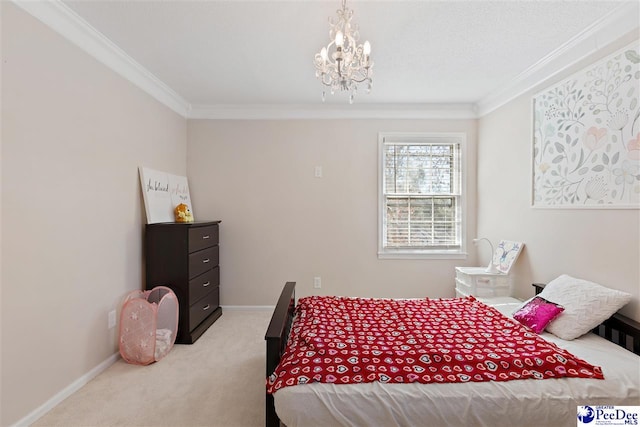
[{"xmin": 538, "ymin": 274, "xmax": 631, "ymax": 340}]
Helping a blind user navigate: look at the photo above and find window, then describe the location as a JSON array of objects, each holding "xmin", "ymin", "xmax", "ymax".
[{"xmin": 378, "ymin": 133, "xmax": 465, "ymax": 259}]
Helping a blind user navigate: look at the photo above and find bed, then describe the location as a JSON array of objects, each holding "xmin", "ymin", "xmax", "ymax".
[{"xmin": 265, "ymin": 281, "xmax": 640, "ymax": 427}]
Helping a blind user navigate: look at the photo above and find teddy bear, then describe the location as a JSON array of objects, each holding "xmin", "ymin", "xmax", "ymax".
[{"xmin": 174, "ymin": 203, "xmax": 194, "ymax": 223}]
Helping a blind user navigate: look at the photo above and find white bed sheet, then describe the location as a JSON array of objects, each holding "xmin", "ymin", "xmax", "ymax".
[{"xmin": 273, "ymin": 303, "xmax": 640, "ymax": 427}]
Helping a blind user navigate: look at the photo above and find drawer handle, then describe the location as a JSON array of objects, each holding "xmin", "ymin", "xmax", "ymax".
[
  {"xmin": 202, "ymin": 304, "xmax": 211, "ymax": 311},
  {"xmin": 203, "ymin": 281, "xmax": 210, "ymax": 287},
  {"xmin": 202, "ymin": 235, "xmax": 210, "ymax": 240},
  {"xmin": 202, "ymin": 258, "xmax": 210, "ymax": 264}
]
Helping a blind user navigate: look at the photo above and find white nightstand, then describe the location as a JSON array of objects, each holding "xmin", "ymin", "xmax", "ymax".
[
  {"xmin": 455, "ymin": 267, "xmax": 512, "ymax": 298},
  {"xmin": 456, "ymin": 239, "xmax": 525, "ymax": 299}
]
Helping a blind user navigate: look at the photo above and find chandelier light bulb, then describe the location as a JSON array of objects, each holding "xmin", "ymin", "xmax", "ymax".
[
  {"xmin": 320, "ymin": 47, "xmax": 328, "ymax": 62},
  {"xmin": 335, "ymin": 31, "xmax": 344, "ymax": 48},
  {"xmin": 363, "ymin": 40, "xmax": 371, "ymax": 56}
]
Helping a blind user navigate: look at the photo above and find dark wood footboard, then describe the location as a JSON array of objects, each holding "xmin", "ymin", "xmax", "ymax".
[
  {"xmin": 533, "ymin": 283, "xmax": 640, "ymax": 355},
  {"xmin": 265, "ymin": 281, "xmax": 296, "ymax": 427}
]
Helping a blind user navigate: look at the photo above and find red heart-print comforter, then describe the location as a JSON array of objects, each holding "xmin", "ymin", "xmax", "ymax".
[{"xmin": 267, "ymin": 295, "xmax": 603, "ymax": 393}]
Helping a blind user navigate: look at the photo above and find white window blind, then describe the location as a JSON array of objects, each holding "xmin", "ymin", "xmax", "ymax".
[{"xmin": 379, "ymin": 133, "xmax": 465, "ymax": 258}]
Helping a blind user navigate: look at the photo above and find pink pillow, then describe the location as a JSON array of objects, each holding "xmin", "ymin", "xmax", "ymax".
[{"xmin": 513, "ymin": 296, "xmax": 564, "ymax": 334}]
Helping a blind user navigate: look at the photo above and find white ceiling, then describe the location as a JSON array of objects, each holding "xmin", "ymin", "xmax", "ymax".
[{"xmin": 50, "ymin": 0, "xmax": 636, "ymax": 116}]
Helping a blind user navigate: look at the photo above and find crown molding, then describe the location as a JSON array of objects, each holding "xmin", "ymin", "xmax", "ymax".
[
  {"xmin": 188, "ymin": 103, "xmax": 478, "ymax": 120},
  {"xmin": 12, "ymin": 0, "xmax": 192, "ymax": 117},
  {"xmin": 475, "ymin": 1, "xmax": 640, "ymax": 117},
  {"xmin": 14, "ymin": 0, "xmax": 638, "ymax": 121}
]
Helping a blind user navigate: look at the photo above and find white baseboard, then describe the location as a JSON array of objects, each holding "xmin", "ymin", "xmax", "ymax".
[
  {"xmin": 221, "ymin": 305, "xmax": 275, "ymax": 311},
  {"xmin": 12, "ymin": 309, "xmax": 272, "ymax": 425},
  {"xmin": 12, "ymin": 352, "xmax": 120, "ymax": 427}
]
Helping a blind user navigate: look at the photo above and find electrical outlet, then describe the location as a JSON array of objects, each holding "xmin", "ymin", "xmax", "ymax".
[
  {"xmin": 108, "ymin": 310, "xmax": 116, "ymax": 329},
  {"xmin": 313, "ymin": 277, "xmax": 321, "ymax": 289},
  {"xmin": 314, "ymin": 166, "xmax": 323, "ymax": 178}
]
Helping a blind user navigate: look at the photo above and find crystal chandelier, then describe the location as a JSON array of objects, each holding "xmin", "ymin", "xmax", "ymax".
[{"xmin": 314, "ymin": 0, "xmax": 373, "ymax": 104}]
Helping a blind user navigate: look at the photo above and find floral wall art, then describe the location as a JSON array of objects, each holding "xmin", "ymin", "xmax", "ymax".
[{"xmin": 532, "ymin": 42, "xmax": 640, "ymax": 208}]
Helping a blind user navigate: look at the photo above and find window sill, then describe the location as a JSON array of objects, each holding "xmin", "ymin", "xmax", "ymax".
[{"xmin": 378, "ymin": 251, "xmax": 468, "ymax": 260}]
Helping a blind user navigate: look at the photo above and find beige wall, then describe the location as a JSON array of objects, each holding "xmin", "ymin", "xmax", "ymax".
[
  {"xmin": 1, "ymin": 3, "xmax": 187, "ymax": 425},
  {"xmin": 188, "ymin": 119, "xmax": 478, "ymax": 306},
  {"xmin": 477, "ymin": 33, "xmax": 640, "ymax": 321}
]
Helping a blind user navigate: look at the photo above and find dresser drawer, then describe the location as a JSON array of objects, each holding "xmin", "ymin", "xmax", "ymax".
[
  {"xmin": 189, "ymin": 289, "xmax": 220, "ymax": 330},
  {"xmin": 455, "ymin": 278, "xmax": 511, "ymax": 298},
  {"xmin": 188, "ymin": 246, "xmax": 219, "ymax": 279},
  {"xmin": 455, "ymin": 267, "xmax": 510, "ymax": 287},
  {"xmin": 189, "ymin": 224, "xmax": 218, "ymax": 253},
  {"xmin": 189, "ymin": 266, "xmax": 220, "ymax": 304},
  {"xmin": 146, "ymin": 220, "xmax": 221, "ymax": 344}
]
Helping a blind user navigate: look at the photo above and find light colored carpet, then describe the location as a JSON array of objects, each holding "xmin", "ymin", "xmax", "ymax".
[{"xmin": 33, "ymin": 310, "xmax": 272, "ymax": 427}]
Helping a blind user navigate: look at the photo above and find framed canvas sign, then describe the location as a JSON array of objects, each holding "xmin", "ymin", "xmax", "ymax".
[
  {"xmin": 492, "ymin": 240, "xmax": 524, "ymax": 275},
  {"xmin": 532, "ymin": 42, "xmax": 640, "ymax": 208},
  {"xmin": 139, "ymin": 167, "xmax": 193, "ymax": 223}
]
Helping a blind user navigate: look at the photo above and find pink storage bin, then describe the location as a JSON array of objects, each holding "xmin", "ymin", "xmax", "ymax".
[{"xmin": 119, "ymin": 286, "xmax": 179, "ymax": 365}]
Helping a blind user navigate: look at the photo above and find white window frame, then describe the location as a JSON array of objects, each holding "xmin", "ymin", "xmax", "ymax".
[{"xmin": 378, "ymin": 132, "xmax": 467, "ymax": 259}]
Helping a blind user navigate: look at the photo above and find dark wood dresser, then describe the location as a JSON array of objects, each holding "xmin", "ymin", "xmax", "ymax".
[{"xmin": 145, "ymin": 221, "xmax": 222, "ymax": 344}]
